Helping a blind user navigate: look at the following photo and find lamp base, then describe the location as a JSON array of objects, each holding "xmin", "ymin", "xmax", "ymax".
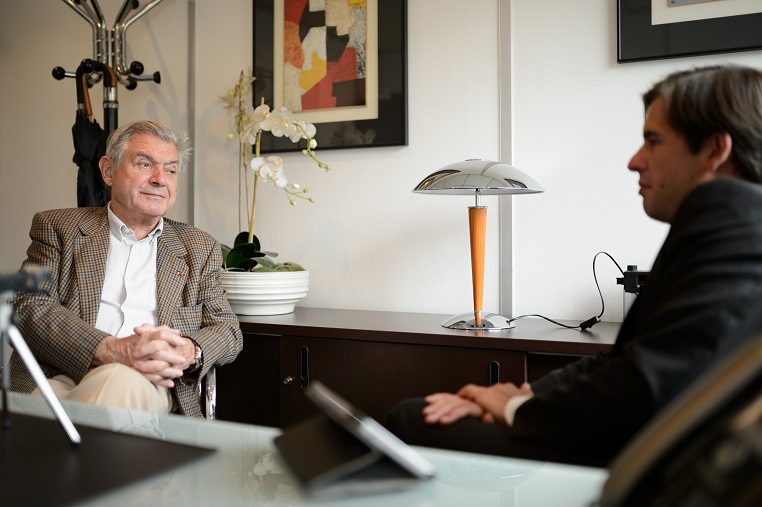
[{"xmin": 441, "ymin": 312, "xmax": 515, "ymax": 331}]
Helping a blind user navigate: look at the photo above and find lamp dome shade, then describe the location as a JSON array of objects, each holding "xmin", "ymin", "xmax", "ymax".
[{"xmin": 413, "ymin": 159, "xmax": 544, "ymax": 195}]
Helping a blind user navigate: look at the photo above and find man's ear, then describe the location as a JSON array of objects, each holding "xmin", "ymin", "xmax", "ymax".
[
  {"xmin": 704, "ymin": 132, "xmax": 734, "ymax": 175},
  {"xmin": 99, "ymin": 156, "xmax": 113, "ymax": 186}
]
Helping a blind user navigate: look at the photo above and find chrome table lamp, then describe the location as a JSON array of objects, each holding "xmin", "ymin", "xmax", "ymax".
[{"xmin": 413, "ymin": 159, "xmax": 543, "ymax": 330}]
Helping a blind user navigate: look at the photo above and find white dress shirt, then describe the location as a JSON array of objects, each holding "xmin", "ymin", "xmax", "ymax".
[
  {"xmin": 504, "ymin": 394, "xmax": 533, "ymax": 426},
  {"xmin": 95, "ymin": 205, "xmax": 163, "ymax": 338}
]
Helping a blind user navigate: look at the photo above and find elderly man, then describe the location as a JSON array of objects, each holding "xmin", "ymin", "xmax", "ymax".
[
  {"xmin": 10, "ymin": 120, "xmax": 242, "ymax": 417},
  {"xmin": 387, "ymin": 65, "xmax": 762, "ymax": 465}
]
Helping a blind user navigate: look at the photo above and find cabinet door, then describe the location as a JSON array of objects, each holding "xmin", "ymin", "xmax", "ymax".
[
  {"xmin": 526, "ymin": 352, "xmax": 585, "ymax": 382},
  {"xmin": 280, "ymin": 335, "xmax": 524, "ymax": 427},
  {"xmin": 216, "ymin": 332, "xmax": 281, "ymax": 427}
]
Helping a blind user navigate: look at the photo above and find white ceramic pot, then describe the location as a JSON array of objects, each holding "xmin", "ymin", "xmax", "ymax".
[{"xmin": 220, "ymin": 270, "xmax": 309, "ymax": 316}]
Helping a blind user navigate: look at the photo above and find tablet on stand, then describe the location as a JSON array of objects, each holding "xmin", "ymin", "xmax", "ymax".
[{"xmin": 274, "ymin": 381, "xmax": 436, "ymax": 499}]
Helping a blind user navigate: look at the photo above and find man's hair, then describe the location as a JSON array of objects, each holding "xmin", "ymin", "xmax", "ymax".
[
  {"xmin": 105, "ymin": 120, "xmax": 192, "ymax": 173},
  {"xmin": 643, "ymin": 65, "xmax": 762, "ymax": 183}
]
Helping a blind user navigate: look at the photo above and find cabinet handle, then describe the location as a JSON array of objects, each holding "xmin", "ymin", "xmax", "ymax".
[
  {"xmin": 300, "ymin": 346, "xmax": 310, "ymax": 389},
  {"xmin": 489, "ymin": 360, "xmax": 500, "ymax": 386},
  {"xmin": 283, "ymin": 376, "xmax": 294, "ymax": 385}
]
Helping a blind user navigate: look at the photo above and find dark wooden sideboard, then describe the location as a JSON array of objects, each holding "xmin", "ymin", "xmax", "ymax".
[{"xmin": 215, "ymin": 307, "xmax": 619, "ymax": 428}]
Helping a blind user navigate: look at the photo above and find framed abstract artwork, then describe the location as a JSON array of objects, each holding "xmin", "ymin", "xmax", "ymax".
[
  {"xmin": 253, "ymin": 0, "xmax": 408, "ymax": 152},
  {"xmin": 617, "ymin": 0, "xmax": 762, "ymax": 63}
]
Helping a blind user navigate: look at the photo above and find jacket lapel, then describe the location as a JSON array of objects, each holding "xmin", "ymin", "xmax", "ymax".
[
  {"xmin": 156, "ymin": 222, "xmax": 189, "ymax": 326},
  {"xmin": 76, "ymin": 209, "xmax": 109, "ymax": 326}
]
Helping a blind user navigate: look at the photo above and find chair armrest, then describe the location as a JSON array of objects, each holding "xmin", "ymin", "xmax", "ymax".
[{"xmin": 203, "ymin": 365, "xmax": 216, "ymax": 420}]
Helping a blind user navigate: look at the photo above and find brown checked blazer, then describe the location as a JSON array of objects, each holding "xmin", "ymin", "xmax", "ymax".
[{"xmin": 9, "ymin": 207, "xmax": 243, "ymax": 418}]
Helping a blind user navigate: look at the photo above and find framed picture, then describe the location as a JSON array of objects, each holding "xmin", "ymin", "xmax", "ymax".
[
  {"xmin": 617, "ymin": 0, "xmax": 762, "ymax": 63},
  {"xmin": 253, "ymin": 0, "xmax": 408, "ymax": 152}
]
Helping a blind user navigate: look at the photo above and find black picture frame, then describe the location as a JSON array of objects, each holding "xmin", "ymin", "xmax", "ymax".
[
  {"xmin": 617, "ymin": 0, "xmax": 762, "ymax": 63},
  {"xmin": 253, "ymin": 0, "xmax": 408, "ymax": 152}
]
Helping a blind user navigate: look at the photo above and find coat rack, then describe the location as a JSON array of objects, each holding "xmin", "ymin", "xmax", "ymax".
[
  {"xmin": 51, "ymin": 0, "xmax": 165, "ymax": 134},
  {"xmin": 50, "ymin": 0, "xmax": 166, "ymax": 207}
]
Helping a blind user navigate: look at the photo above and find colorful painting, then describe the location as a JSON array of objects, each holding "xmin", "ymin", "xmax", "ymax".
[
  {"xmin": 254, "ymin": 0, "xmax": 406, "ymax": 151},
  {"xmin": 273, "ymin": 0, "xmax": 378, "ymax": 125},
  {"xmin": 283, "ymin": 0, "xmax": 367, "ymax": 113}
]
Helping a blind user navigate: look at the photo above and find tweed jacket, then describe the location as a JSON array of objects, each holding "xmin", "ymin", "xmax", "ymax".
[
  {"xmin": 9, "ymin": 207, "xmax": 243, "ymax": 418},
  {"xmin": 510, "ymin": 178, "xmax": 762, "ymax": 455}
]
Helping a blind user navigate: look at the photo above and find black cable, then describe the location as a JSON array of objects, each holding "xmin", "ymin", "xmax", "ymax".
[
  {"xmin": 508, "ymin": 313, "xmax": 582, "ymax": 329},
  {"xmin": 508, "ymin": 251, "xmax": 626, "ymax": 331}
]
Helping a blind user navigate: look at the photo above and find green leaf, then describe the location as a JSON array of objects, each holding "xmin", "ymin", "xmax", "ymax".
[
  {"xmin": 248, "ymin": 260, "xmax": 306, "ymax": 272},
  {"xmin": 234, "ymin": 231, "xmax": 260, "ymax": 251},
  {"xmin": 220, "ymin": 244, "xmax": 231, "ymax": 267},
  {"xmin": 238, "ymin": 258, "xmax": 261, "ymax": 271},
  {"xmin": 252, "ymin": 257, "xmax": 277, "ymax": 270},
  {"xmin": 226, "ymin": 243, "xmax": 265, "ymax": 269}
]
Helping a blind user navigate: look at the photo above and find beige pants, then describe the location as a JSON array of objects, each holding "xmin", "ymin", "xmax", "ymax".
[{"xmin": 32, "ymin": 363, "xmax": 173, "ymax": 413}]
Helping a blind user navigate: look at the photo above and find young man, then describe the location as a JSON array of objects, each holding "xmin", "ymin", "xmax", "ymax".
[
  {"xmin": 387, "ymin": 65, "xmax": 762, "ymax": 466},
  {"xmin": 10, "ymin": 120, "xmax": 242, "ymax": 417}
]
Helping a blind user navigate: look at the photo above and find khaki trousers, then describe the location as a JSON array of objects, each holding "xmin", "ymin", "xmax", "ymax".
[{"xmin": 32, "ymin": 363, "xmax": 173, "ymax": 413}]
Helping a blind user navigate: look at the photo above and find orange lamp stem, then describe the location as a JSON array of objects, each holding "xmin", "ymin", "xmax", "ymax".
[{"xmin": 468, "ymin": 206, "xmax": 487, "ymax": 328}]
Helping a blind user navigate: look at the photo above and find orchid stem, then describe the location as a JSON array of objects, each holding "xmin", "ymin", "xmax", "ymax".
[{"xmin": 248, "ymin": 130, "xmax": 262, "ymax": 245}]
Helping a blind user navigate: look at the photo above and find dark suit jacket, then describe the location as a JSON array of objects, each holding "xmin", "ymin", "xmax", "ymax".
[
  {"xmin": 512, "ymin": 178, "xmax": 762, "ymax": 455},
  {"xmin": 9, "ymin": 207, "xmax": 243, "ymax": 418}
]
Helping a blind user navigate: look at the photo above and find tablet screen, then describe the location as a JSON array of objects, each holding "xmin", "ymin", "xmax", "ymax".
[{"xmin": 304, "ymin": 381, "xmax": 436, "ymax": 479}]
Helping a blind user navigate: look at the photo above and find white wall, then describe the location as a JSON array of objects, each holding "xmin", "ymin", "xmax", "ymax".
[
  {"xmin": 2, "ymin": 0, "xmax": 762, "ymax": 323},
  {"xmin": 509, "ymin": 1, "xmax": 762, "ymax": 322}
]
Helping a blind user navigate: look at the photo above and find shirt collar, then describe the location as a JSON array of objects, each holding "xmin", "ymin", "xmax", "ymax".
[{"xmin": 106, "ymin": 203, "xmax": 164, "ymax": 245}]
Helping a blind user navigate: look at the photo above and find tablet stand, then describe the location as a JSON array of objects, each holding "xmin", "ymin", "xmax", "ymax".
[{"xmin": 1, "ymin": 275, "xmax": 81, "ymax": 445}]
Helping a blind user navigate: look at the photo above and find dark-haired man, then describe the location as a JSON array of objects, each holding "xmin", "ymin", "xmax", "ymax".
[{"xmin": 387, "ymin": 65, "xmax": 762, "ymax": 465}]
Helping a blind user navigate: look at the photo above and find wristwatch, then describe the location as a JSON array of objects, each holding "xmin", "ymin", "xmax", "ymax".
[{"xmin": 184, "ymin": 339, "xmax": 204, "ymax": 375}]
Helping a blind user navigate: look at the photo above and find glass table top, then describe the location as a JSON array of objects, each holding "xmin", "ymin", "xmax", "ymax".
[{"xmin": 2, "ymin": 392, "xmax": 607, "ymax": 506}]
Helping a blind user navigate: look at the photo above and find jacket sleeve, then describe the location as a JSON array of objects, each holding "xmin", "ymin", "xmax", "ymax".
[
  {"xmin": 512, "ymin": 180, "xmax": 762, "ymax": 452},
  {"xmin": 184, "ymin": 237, "xmax": 243, "ymax": 374},
  {"xmin": 529, "ymin": 353, "xmax": 606, "ymax": 395},
  {"xmin": 12, "ymin": 211, "xmax": 108, "ymax": 384},
  {"xmin": 170, "ymin": 231, "xmax": 243, "ymax": 417}
]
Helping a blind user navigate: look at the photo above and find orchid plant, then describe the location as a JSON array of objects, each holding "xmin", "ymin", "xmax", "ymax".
[{"xmin": 220, "ymin": 69, "xmax": 330, "ymax": 271}]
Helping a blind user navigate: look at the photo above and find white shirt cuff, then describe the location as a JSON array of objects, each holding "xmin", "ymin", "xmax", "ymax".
[{"xmin": 504, "ymin": 394, "xmax": 533, "ymax": 426}]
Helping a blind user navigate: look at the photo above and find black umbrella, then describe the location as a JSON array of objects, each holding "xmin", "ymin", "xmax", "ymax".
[
  {"xmin": 71, "ymin": 59, "xmax": 110, "ymax": 208},
  {"xmin": 87, "ymin": 59, "xmax": 119, "ymax": 135}
]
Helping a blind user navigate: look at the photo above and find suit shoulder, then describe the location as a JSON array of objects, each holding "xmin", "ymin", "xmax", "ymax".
[
  {"xmin": 33, "ymin": 207, "xmax": 106, "ymax": 229},
  {"xmin": 35, "ymin": 207, "xmax": 103, "ymax": 219},
  {"xmin": 682, "ymin": 179, "xmax": 762, "ymax": 213},
  {"xmin": 693, "ymin": 178, "xmax": 762, "ymax": 200},
  {"xmin": 163, "ymin": 218, "xmax": 218, "ymax": 246}
]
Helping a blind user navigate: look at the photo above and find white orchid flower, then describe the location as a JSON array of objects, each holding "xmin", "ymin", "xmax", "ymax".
[
  {"xmin": 223, "ymin": 69, "xmax": 331, "ymax": 243},
  {"xmin": 220, "ymin": 91, "xmax": 236, "ymax": 110},
  {"xmin": 263, "ymin": 107, "xmax": 297, "ymax": 138},
  {"xmin": 300, "ymin": 121, "xmax": 317, "ymax": 139},
  {"xmin": 252, "ymin": 103, "xmax": 270, "ymax": 123},
  {"xmin": 251, "ymin": 156, "xmax": 288, "ymax": 188},
  {"xmin": 240, "ymin": 130, "xmax": 257, "ymax": 145}
]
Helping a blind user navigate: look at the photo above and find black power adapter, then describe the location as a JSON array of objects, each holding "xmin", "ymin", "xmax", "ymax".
[{"xmin": 617, "ymin": 265, "xmax": 649, "ymax": 295}]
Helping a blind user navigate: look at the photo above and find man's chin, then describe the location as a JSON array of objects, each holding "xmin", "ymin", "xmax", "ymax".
[
  {"xmin": 138, "ymin": 205, "xmax": 171, "ymax": 218},
  {"xmin": 643, "ymin": 205, "xmax": 670, "ymax": 223}
]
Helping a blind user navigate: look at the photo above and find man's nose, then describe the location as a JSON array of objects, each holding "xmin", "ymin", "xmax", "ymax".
[
  {"xmin": 150, "ymin": 167, "xmax": 167, "ymax": 185},
  {"xmin": 628, "ymin": 146, "xmax": 645, "ymax": 173}
]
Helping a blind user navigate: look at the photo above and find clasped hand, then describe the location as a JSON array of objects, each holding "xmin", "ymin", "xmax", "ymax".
[
  {"xmin": 95, "ymin": 324, "xmax": 194, "ymax": 387},
  {"xmin": 423, "ymin": 382, "xmax": 533, "ymax": 426}
]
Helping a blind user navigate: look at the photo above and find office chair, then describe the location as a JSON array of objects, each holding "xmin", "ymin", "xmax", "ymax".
[
  {"xmin": 600, "ymin": 335, "xmax": 762, "ymax": 506},
  {"xmin": 201, "ymin": 365, "xmax": 216, "ymax": 420}
]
